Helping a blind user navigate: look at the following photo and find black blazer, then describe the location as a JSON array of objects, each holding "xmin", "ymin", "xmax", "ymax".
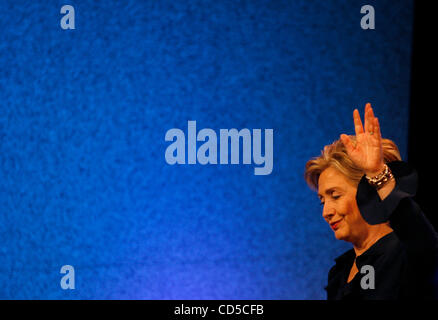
[{"xmin": 325, "ymin": 161, "xmax": 438, "ymax": 300}]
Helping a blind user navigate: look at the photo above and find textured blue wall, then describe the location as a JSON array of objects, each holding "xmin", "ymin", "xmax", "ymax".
[{"xmin": 0, "ymin": 0, "xmax": 413, "ymax": 299}]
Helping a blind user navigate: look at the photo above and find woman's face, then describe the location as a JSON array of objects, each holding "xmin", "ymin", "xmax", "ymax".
[{"xmin": 318, "ymin": 166, "xmax": 369, "ymax": 243}]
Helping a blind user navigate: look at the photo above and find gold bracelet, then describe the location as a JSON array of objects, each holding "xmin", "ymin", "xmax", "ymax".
[{"xmin": 365, "ymin": 164, "xmax": 394, "ymax": 190}]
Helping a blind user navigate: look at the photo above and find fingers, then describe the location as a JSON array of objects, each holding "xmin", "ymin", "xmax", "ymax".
[
  {"xmin": 353, "ymin": 102, "xmax": 381, "ymax": 140},
  {"xmin": 340, "ymin": 133, "xmax": 354, "ymax": 152},
  {"xmin": 374, "ymin": 117, "xmax": 382, "ymax": 142},
  {"xmin": 364, "ymin": 103, "xmax": 373, "ymax": 133},
  {"xmin": 353, "ymin": 108, "xmax": 364, "ymax": 136},
  {"xmin": 364, "ymin": 102, "xmax": 381, "ymax": 137}
]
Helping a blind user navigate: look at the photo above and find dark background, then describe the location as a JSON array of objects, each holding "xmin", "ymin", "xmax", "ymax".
[{"xmin": 408, "ymin": 0, "xmax": 437, "ymax": 232}]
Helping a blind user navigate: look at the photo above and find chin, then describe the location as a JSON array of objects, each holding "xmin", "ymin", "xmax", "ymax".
[{"xmin": 334, "ymin": 229, "xmax": 349, "ymax": 241}]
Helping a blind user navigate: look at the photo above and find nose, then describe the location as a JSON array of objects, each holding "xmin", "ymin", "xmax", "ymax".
[{"xmin": 322, "ymin": 202, "xmax": 335, "ymax": 221}]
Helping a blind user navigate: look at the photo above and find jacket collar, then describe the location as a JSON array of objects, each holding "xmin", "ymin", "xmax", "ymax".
[{"xmin": 333, "ymin": 231, "xmax": 397, "ymax": 264}]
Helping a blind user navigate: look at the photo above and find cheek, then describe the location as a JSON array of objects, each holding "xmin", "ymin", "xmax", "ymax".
[
  {"xmin": 336, "ymin": 198, "xmax": 353, "ymax": 218},
  {"xmin": 344, "ymin": 198, "xmax": 363, "ymax": 226},
  {"xmin": 336, "ymin": 196, "xmax": 358, "ymax": 221},
  {"xmin": 335, "ymin": 199, "xmax": 360, "ymax": 239}
]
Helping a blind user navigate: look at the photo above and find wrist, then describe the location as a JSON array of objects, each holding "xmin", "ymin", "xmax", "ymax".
[
  {"xmin": 365, "ymin": 163, "xmax": 394, "ymax": 190},
  {"xmin": 365, "ymin": 163, "xmax": 386, "ymax": 178}
]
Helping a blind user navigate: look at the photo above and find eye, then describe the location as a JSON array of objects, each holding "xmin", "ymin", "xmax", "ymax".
[
  {"xmin": 318, "ymin": 196, "xmax": 324, "ymax": 205},
  {"xmin": 332, "ymin": 194, "xmax": 341, "ymax": 200}
]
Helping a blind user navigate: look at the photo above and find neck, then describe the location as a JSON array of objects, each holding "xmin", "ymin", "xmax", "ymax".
[{"xmin": 352, "ymin": 224, "xmax": 393, "ymax": 257}]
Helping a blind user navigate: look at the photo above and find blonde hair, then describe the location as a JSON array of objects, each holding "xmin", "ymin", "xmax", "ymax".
[{"xmin": 305, "ymin": 136, "xmax": 402, "ymax": 190}]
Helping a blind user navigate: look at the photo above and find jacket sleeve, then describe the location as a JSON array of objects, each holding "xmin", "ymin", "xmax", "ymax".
[{"xmin": 356, "ymin": 161, "xmax": 438, "ymax": 256}]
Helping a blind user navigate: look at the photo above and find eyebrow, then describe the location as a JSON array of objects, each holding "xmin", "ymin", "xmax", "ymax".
[{"xmin": 317, "ymin": 187, "xmax": 339, "ymax": 199}]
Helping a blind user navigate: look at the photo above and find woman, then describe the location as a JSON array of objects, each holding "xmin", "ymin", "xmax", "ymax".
[{"xmin": 305, "ymin": 103, "xmax": 438, "ymax": 300}]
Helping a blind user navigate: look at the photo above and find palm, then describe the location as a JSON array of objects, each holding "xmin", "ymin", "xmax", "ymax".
[{"xmin": 340, "ymin": 103, "xmax": 384, "ymax": 176}]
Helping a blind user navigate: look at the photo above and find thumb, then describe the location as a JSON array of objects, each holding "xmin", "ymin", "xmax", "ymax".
[{"xmin": 340, "ymin": 134, "xmax": 354, "ymax": 152}]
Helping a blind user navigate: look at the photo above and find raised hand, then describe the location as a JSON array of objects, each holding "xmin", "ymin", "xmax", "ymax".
[{"xmin": 340, "ymin": 103, "xmax": 385, "ymax": 177}]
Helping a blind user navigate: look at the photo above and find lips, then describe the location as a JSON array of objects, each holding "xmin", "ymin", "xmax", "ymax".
[{"xmin": 330, "ymin": 220, "xmax": 342, "ymax": 231}]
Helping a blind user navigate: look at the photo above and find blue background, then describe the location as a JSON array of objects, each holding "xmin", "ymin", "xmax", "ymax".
[{"xmin": 0, "ymin": 0, "xmax": 413, "ymax": 299}]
